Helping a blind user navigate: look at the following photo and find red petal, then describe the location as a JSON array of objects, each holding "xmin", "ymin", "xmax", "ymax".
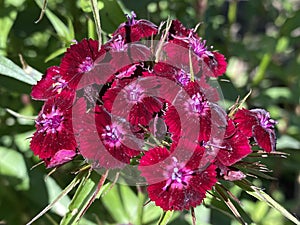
[
  {"xmin": 31, "ymin": 66, "xmax": 67, "ymax": 100},
  {"xmin": 234, "ymin": 108, "xmax": 259, "ymax": 137},
  {"xmin": 253, "ymin": 125, "xmax": 276, "ymax": 152},
  {"xmin": 113, "ymin": 19, "xmax": 157, "ymax": 42},
  {"xmin": 217, "ymin": 120, "xmax": 252, "ymax": 166}
]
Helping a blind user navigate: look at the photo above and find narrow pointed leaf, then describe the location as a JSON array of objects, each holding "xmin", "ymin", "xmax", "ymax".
[
  {"xmin": 247, "ymin": 187, "xmax": 300, "ymax": 225},
  {"xmin": 26, "ymin": 172, "xmax": 86, "ymax": 225},
  {"xmin": 157, "ymin": 210, "xmax": 173, "ymax": 225},
  {"xmin": 45, "ymin": 48, "xmax": 68, "ymax": 62},
  {"xmin": 60, "ymin": 171, "xmax": 110, "ymax": 225},
  {"xmin": 215, "ymin": 184, "xmax": 247, "ymax": 225},
  {"xmin": 35, "ymin": 0, "xmax": 74, "ymax": 42},
  {"xmin": 0, "ymin": 55, "xmax": 37, "ymax": 85}
]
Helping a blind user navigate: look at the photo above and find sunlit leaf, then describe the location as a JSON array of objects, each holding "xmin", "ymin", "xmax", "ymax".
[
  {"xmin": 0, "ymin": 8, "xmax": 17, "ymax": 55},
  {"xmin": 143, "ymin": 202, "xmax": 163, "ymax": 224},
  {"xmin": 45, "ymin": 176, "xmax": 71, "ymax": 217},
  {"xmin": 35, "ymin": 0, "xmax": 74, "ymax": 42},
  {"xmin": 45, "ymin": 47, "xmax": 67, "ymax": 62},
  {"xmin": 60, "ymin": 171, "xmax": 110, "ymax": 225},
  {"xmin": 247, "ymin": 187, "xmax": 300, "ymax": 225},
  {"xmin": 0, "ymin": 147, "xmax": 29, "ymax": 190},
  {"xmin": 26, "ymin": 171, "xmax": 86, "ymax": 225},
  {"xmin": 277, "ymin": 135, "xmax": 300, "ymax": 150},
  {"xmin": 0, "ymin": 55, "xmax": 38, "ymax": 85},
  {"xmin": 157, "ymin": 210, "xmax": 173, "ymax": 225},
  {"xmin": 102, "ymin": 183, "xmax": 131, "ymax": 223}
]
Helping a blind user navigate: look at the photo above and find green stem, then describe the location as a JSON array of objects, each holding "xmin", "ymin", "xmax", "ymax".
[
  {"xmin": 136, "ymin": 186, "xmax": 146, "ymax": 225},
  {"xmin": 228, "ymin": 0, "xmax": 238, "ymax": 26},
  {"xmin": 252, "ymin": 53, "xmax": 272, "ymax": 86},
  {"xmin": 157, "ymin": 210, "xmax": 173, "ymax": 225},
  {"xmin": 90, "ymin": 0, "xmax": 102, "ymax": 49}
]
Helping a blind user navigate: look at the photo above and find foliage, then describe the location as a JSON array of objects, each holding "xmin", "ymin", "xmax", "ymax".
[{"xmin": 0, "ymin": 0, "xmax": 300, "ymax": 224}]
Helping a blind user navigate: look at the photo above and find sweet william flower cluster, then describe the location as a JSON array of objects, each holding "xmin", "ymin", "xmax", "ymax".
[{"xmin": 30, "ymin": 13, "xmax": 277, "ymax": 211}]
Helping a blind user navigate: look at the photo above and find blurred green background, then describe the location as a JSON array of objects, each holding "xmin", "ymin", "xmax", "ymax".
[{"xmin": 0, "ymin": 0, "xmax": 299, "ymax": 224}]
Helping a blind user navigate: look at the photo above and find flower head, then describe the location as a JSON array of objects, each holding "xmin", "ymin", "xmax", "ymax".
[
  {"xmin": 113, "ymin": 12, "xmax": 158, "ymax": 42},
  {"xmin": 59, "ymin": 39, "xmax": 106, "ymax": 89},
  {"xmin": 213, "ymin": 119, "xmax": 252, "ymax": 166},
  {"xmin": 73, "ymin": 99, "xmax": 142, "ymax": 169},
  {"xmin": 234, "ymin": 108, "xmax": 277, "ymax": 152},
  {"xmin": 138, "ymin": 145, "xmax": 216, "ymax": 211},
  {"xmin": 30, "ymin": 92, "xmax": 77, "ymax": 167},
  {"xmin": 103, "ymin": 78, "xmax": 163, "ymax": 126}
]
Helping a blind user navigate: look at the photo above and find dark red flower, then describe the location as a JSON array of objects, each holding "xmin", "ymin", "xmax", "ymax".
[
  {"xmin": 207, "ymin": 119, "xmax": 252, "ymax": 166},
  {"xmin": 234, "ymin": 108, "xmax": 277, "ymax": 152},
  {"xmin": 31, "ymin": 66, "xmax": 69, "ymax": 100},
  {"xmin": 103, "ymin": 77, "xmax": 163, "ymax": 126},
  {"xmin": 59, "ymin": 39, "xmax": 107, "ymax": 89},
  {"xmin": 30, "ymin": 92, "xmax": 77, "ymax": 167},
  {"xmin": 164, "ymin": 88, "xmax": 212, "ymax": 143},
  {"xmin": 166, "ymin": 20, "xmax": 227, "ymax": 78},
  {"xmin": 113, "ymin": 12, "xmax": 157, "ymax": 43},
  {"xmin": 169, "ymin": 19, "xmax": 191, "ymax": 37},
  {"xmin": 107, "ymin": 35, "xmax": 152, "ymax": 76},
  {"xmin": 73, "ymin": 99, "xmax": 142, "ymax": 169},
  {"xmin": 202, "ymin": 51, "xmax": 227, "ymax": 77},
  {"xmin": 138, "ymin": 145, "xmax": 217, "ymax": 211},
  {"xmin": 154, "ymin": 62, "xmax": 196, "ymax": 88}
]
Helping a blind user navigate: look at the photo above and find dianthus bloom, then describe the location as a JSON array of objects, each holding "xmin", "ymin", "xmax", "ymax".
[
  {"xmin": 138, "ymin": 144, "xmax": 217, "ymax": 211},
  {"xmin": 30, "ymin": 91, "xmax": 77, "ymax": 167},
  {"xmin": 234, "ymin": 108, "xmax": 277, "ymax": 152}
]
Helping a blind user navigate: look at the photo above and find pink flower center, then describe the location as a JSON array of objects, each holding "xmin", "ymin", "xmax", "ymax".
[
  {"xmin": 189, "ymin": 36, "xmax": 207, "ymax": 57},
  {"xmin": 175, "ymin": 69, "xmax": 190, "ymax": 86},
  {"xmin": 110, "ymin": 35, "xmax": 127, "ymax": 52},
  {"xmin": 124, "ymin": 83, "xmax": 144, "ymax": 103},
  {"xmin": 253, "ymin": 110, "xmax": 277, "ymax": 130},
  {"xmin": 162, "ymin": 157, "xmax": 193, "ymax": 191},
  {"xmin": 37, "ymin": 106, "xmax": 64, "ymax": 134},
  {"xmin": 186, "ymin": 92, "xmax": 208, "ymax": 114},
  {"xmin": 102, "ymin": 124, "xmax": 123, "ymax": 147},
  {"xmin": 78, "ymin": 56, "xmax": 94, "ymax": 73},
  {"xmin": 52, "ymin": 76, "xmax": 68, "ymax": 94},
  {"xmin": 126, "ymin": 11, "xmax": 137, "ymax": 25}
]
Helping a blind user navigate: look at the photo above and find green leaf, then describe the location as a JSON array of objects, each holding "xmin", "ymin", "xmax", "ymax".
[
  {"xmin": 0, "ymin": 147, "xmax": 29, "ymax": 190},
  {"xmin": 120, "ymin": 185, "xmax": 139, "ymax": 221},
  {"xmin": 0, "ymin": 7, "xmax": 17, "ymax": 55},
  {"xmin": 14, "ymin": 131, "xmax": 34, "ymax": 152},
  {"xmin": 6, "ymin": 0, "xmax": 26, "ymax": 7},
  {"xmin": 19, "ymin": 54, "xmax": 43, "ymax": 82},
  {"xmin": 214, "ymin": 183, "xmax": 249, "ymax": 225},
  {"xmin": 186, "ymin": 205, "xmax": 211, "ymax": 225},
  {"xmin": 157, "ymin": 210, "xmax": 173, "ymax": 225},
  {"xmin": 26, "ymin": 172, "xmax": 85, "ymax": 225},
  {"xmin": 143, "ymin": 202, "xmax": 162, "ymax": 224},
  {"xmin": 45, "ymin": 47, "xmax": 68, "ymax": 62},
  {"xmin": 100, "ymin": 0, "xmax": 125, "ymax": 33},
  {"xmin": 60, "ymin": 171, "xmax": 110, "ymax": 225},
  {"xmin": 102, "ymin": 183, "xmax": 131, "ymax": 223},
  {"xmin": 277, "ymin": 135, "xmax": 300, "ymax": 150},
  {"xmin": 247, "ymin": 187, "xmax": 300, "ymax": 225},
  {"xmin": 35, "ymin": 0, "xmax": 74, "ymax": 42},
  {"xmin": 0, "ymin": 55, "xmax": 38, "ymax": 85},
  {"xmin": 45, "ymin": 176, "xmax": 71, "ymax": 217},
  {"xmin": 264, "ymin": 87, "xmax": 292, "ymax": 100},
  {"xmin": 90, "ymin": 0, "xmax": 102, "ymax": 47}
]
